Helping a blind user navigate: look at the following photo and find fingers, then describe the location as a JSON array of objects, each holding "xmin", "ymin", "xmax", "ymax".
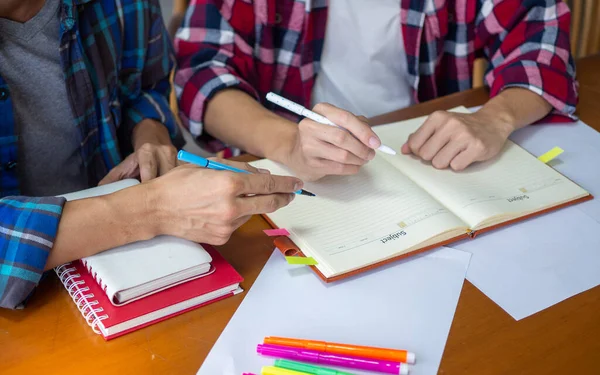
[
  {"xmin": 403, "ymin": 111, "xmax": 443, "ymax": 155},
  {"xmin": 157, "ymin": 147, "xmax": 177, "ymax": 176},
  {"xmin": 449, "ymin": 146, "xmax": 481, "ymax": 171},
  {"xmin": 418, "ymin": 128, "xmax": 452, "ymax": 162},
  {"xmin": 300, "ymin": 119, "xmax": 375, "ymax": 161},
  {"xmin": 312, "ymin": 139, "xmax": 370, "ymax": 166},
  {"xmin": 313, "ymin": 102, "xmax": 382, "ymax": 150},
  {"xmin": 137, "ymin": 146, "xmax": 158, "ymax": 182},
  {"xmin": 309, "ymin": 158, "xmax": 361, "ymax": 177},
  {"xmin": 237, "ymin": 193, "xmax": 296, "ymax": 216},
  {"xmin": 431, "ymin": 142, "xmax": 467, "ymax": 169},
  {"xmin": 235, "ymin": 173, "xmax": 303, "ymax": 196},
  {"xmin": 98, "ymin": 153, "xmax": 139, "ymax": 185},
  {"xmin": 401, "ymin": 110, "xmax": 506, "ymax": 171}
]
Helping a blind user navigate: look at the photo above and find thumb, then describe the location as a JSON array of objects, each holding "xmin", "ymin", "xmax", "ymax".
[{"xmin": 99, "ymin": 154, "xmax": 140, "ymax": 185}]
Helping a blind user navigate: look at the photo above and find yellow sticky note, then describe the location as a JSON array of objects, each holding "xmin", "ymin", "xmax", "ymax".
[
  {"xmin": 538, "ymin": 147, "xmax": 564, "ymax": 163},
  {"xmin": 285, "ymin": 256, "xmax": 318, "ymax": 266}
]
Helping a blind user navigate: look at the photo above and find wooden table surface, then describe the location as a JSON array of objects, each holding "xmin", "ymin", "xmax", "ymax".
[{"xmin": 1, "ymin": 55, "xmax": 599, "ymax": 375}]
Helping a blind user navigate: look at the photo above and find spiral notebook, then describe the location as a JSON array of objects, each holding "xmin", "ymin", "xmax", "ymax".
[
  {"xmin": 55, "ymin": 180, "xmax": 244, "ymax": 339},
  {"xmin": 56, "ymin": 245, "xmax": 243, "ymax": 340}
]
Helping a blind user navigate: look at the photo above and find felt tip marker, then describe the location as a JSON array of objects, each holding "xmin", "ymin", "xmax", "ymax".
[
  {"xmin": 264, "ymin": 337, "xmax": 415, "ymax": 364},
  {"xmin": 275, "ymin": 359, "xmax": 356, "ymax": 375},
  {"xmin": 257, "ymin": 344, "xmax": 409, "ymax": 375}
]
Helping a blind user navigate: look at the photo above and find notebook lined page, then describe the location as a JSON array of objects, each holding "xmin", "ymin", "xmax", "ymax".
[
  {"xmin": 375, "ymin": 113, "xmax": 589, "ymax": 229},
  {"xmin": 252, "ymin": 158, "xmax": 467, "ymax": 277}
]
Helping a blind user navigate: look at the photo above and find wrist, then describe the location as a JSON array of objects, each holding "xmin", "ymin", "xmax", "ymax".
[
  {"xmin": 105, "ymin": 184, "xmax": 161, "ymax": 241},
  {"xmin": 478, "ymin": 96, "xmax": 519, "ymax": 136},
  {"xmin": 263, "ymin": 118, "xmax": 298, "ymax": 165}
]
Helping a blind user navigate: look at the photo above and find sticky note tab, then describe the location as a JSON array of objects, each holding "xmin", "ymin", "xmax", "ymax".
[
  {"xmin": 264, "ymin": 228, "xmax": 290, "ymax": 236},
  {"xmin": 285, "ymin": 256, "xmax": 318, "ymax": 266},
  {"xmin": 538, "ymin": 147, "xmax": 564, "ymax": 163}
]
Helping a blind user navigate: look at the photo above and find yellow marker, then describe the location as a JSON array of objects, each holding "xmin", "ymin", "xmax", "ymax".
[
  {"xmin": 285, "ymin": 256, "xmax": 318, "ymax": 266},
  {"xmin": 262, "ymin": 366, "xmax": 311, "ymax": 375},
  {"xmin": 538, "ymin": 147, "xmax": 564, "ymax": 163}
]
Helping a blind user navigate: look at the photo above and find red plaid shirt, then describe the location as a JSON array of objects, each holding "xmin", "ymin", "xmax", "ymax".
[{"xmin": 175, "ymin": 0, "xmax": 577, "ymax": 155}]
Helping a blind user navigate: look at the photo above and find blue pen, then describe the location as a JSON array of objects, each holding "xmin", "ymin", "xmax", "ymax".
[{"xmin": 177, "ymin": 150, "xmax": 315, "ymax": 197}]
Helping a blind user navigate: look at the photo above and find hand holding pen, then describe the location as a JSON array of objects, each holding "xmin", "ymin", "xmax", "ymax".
[
  {"xmin": 178, "ymin": 151, "xmax": 315, "ymax": 196},
  {"xmin": 267, "ymin": 93, "xmax": 396, "ymax": 182},
  {"xmin": 147, "ymin": 153, "xmax": 304, "ymax": 245}
]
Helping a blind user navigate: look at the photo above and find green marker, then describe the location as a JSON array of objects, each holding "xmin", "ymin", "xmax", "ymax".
[{"xmin": 274, "ymin": 359, "xmax": 356, "ymax": 375}]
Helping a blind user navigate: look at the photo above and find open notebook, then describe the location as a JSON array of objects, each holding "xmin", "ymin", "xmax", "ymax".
[{"xmin": 252, "ymin": 107, "xmax": 592, "ymax": 282}]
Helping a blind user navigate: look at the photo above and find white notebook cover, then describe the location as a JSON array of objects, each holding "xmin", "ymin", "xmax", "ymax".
[{"xmin": 81, "ymin": 236, "xmax": 213, "ymax": 305}]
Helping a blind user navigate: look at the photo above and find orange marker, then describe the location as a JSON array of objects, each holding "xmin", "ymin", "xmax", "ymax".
[{"xmin": 263, "ymin": 337, "xmax": 415, "ymax": 364}]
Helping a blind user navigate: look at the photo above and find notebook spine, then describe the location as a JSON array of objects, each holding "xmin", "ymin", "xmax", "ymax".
[{"xmin": 55, "ymin": 262, "xmax": 109, "ymax": 335}]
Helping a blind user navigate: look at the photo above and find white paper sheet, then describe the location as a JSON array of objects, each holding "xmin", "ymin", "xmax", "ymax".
[
  {"xmin": 454, "ymin": 207, "xmax": 600, "ymax": 320},
  {"xmin": 197, "ymin": 247, "xmax": 471, "ymax": 375},
  {"xmin": 508, "ymin": 120, "xmax": 600, "ymax": 224},
  {"xmin": 452, "ymin": 119, "xmax": 600, "ymax": 320}
]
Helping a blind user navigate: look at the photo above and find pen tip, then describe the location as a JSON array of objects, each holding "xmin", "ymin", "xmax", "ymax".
[
  {"xmin": 301, "ymin": 189, "xmax": 316, "ymax": 197},
  {"xmin": 378, "ymin": 145, "xmax": 397, "ymax": 155}
]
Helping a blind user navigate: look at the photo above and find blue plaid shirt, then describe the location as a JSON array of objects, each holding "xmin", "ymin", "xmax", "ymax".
[{"xmin": 0, "ymin": 0, "xmax": 176, "ymax": 308}]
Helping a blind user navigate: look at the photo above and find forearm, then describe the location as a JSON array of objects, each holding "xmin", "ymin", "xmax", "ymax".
[
  {"xmin": 479, "ymin": 88, "xmax": 553, "ymax": 133},
  {"xmin": 45, "ymin": 186, "xmax": 158, "ymax": 270},
  {"xmin": 204, "ymin": 89, "xmax": 297, "ymax": 163}
]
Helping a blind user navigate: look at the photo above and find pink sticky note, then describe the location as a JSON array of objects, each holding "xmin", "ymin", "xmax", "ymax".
[{"xmin": 263, "ymin": 228, "xmax": 290, "ymax": 236}]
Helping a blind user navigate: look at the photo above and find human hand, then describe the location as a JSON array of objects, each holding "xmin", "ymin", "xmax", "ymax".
[
  {"xmin": 99, "ymin": 119, "xmax": 177, "ymax": 185},
  {"xmin": 283, "ymin": 103, "xmax": 381, "ymax": 181},
  {"xmin": 401, "ymin": 110, "xmax": 515, "ymax": 171},
  {"xmin": 145, "ymin": 160, "xmax": 302, "ymax": 245}
]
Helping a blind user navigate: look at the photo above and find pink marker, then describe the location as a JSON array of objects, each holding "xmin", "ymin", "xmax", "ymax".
[
  {"xmin": 242, "ymin": 373, "xmax": 258, "ymax": 375},
  {"xmin": 256, "ymin": 344, "xmax": 409, "ymax": 375}
]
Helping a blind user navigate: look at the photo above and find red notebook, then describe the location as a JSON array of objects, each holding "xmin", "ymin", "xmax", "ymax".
[{"xmin": 55, "ymin": 245, "xmax": 243, "ymax": 340}]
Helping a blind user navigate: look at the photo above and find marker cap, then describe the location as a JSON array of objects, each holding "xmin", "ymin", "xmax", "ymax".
[
  {"xmin": 399, "ymin": 363, "xmax": 409, "ymax": 375},
  {"xmin": 406, "ymin": 352, "xmax": 416, "ymax": 365}
]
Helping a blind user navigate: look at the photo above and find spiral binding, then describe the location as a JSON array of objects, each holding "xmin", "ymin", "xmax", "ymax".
[
  {"xmin": 81, "ymin": 259, "xmax": 108, "ymax": 293},
  {"xmin": 55, "ymin": 263, "xmax": 109, "ymax": 335}
]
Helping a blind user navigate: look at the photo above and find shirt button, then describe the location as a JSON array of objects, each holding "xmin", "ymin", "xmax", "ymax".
[
  {"xmin": 0, "ymin": 88, "xmax": 9, "ymax": 101},
  {"xmin": 275, "ymin": 13, "xmax": 282, "ymax": 24},
  {"xmin": 4, "ymin": 161, "xmax": 17, "ymax": 170}
]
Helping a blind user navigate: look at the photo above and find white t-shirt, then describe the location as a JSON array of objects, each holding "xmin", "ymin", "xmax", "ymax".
[{"xmin": 311, "ymin": 0, "xmax": 414, "ymax": 118}]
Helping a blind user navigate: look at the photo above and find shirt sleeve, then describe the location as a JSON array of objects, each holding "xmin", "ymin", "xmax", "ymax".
[
  {"xmin": 120, "ymin": 0, "xmax": 178, "ymax": 149},
  {"xmin": 174, "ymin": 0, "xmax": 260, "ymax": 140},
  {"xmin": 476, "ymin": 0, "xmax": 578, "ymax": 121},
  {"xmin": 0, "ymin": 196, "xmax": 65, "ymax": 309}
]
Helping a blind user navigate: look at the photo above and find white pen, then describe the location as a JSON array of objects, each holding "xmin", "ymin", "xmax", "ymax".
[{"xmin": 266, "ymin": 92, "xmax": 397, "ymax": 155}]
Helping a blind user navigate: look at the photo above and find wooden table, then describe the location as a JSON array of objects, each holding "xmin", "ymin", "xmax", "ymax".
[{"xmin": 2, "ymin": 55, "xmax": 599, "ymax": 375}]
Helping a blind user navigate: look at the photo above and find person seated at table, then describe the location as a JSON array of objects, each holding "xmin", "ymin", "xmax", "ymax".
[
  {"xmin": 174, "ymin": 0, "xmax": 577, "ymax": 181},
  {"xmin": 0, "ymin": 0, "xmax": 302, "ymax": 309}
]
